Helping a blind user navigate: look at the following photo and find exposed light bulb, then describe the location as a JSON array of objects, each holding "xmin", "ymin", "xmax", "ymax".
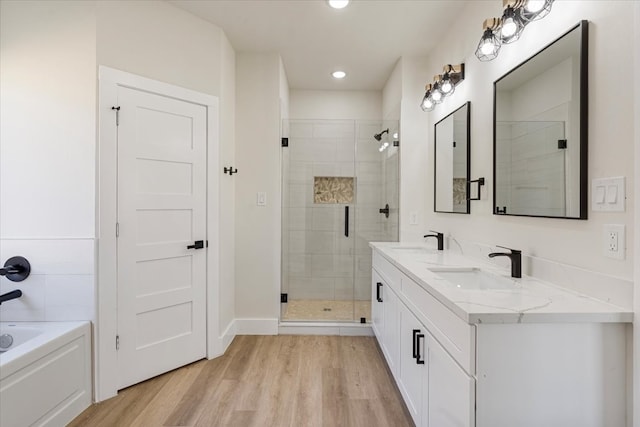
[
  {"xmin": 421, "ymin": 97, "xmax": 434, "ymax": 111},
  {"xmin": 480, "ymin": 38, "xmax": 496, "ymax": 55},
  {"xmin": 501, "ymin": 18, "xmax": 517, "ymax": 38},
  {"xmin": 525, "ymin": 0, "xmax": 544, "ymax": 13},
  {"xmin": 332, "ymin": 70, "xmax": 346, "ymax": 79},
  {"xmin": 393, "ymin": 132, "xmax": 398, "ymax": 139},
  {"xmin": 328, "ymin": 0, "xmax": 349, "ymax": 9},
  {"xmin": 431, "ymin": 89, "xmax": 442, "ymax": 102},
  {"xmin": 440, "ymin": 79, "xmax": 453, "ymax": 95}
]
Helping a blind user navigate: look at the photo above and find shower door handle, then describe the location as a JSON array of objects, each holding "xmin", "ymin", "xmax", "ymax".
[{"xmin": 344, "ymin": 206, "xmax": 349, "ymax": 237}]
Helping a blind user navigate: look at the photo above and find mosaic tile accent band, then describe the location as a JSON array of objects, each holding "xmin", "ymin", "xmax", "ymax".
[{"xmin": 314, "ymin": 176, "xmax": 354, "ymax": 204}]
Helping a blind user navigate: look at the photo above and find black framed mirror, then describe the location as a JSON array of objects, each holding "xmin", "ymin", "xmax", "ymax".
[
  {"xmin": 434, "ymin": 102, "xmax": 470, "ymax": 214},
  {"xmin": 493, "ymin": 20, "xmax": 588, "ymax": 219}
]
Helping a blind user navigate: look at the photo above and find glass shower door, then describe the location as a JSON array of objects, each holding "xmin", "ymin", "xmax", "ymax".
[
  {"xmin": 280, "ymin": 118, "xmax": 400, "ymax": 323},
  {"xmin": 281, "ymin": 119, "xmax": 357, "ymax": 321}
]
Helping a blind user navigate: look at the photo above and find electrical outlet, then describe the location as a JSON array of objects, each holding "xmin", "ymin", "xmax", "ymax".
[{"xmin": 603, "ymin": 224, "xmax": 625, "ymax": 260}]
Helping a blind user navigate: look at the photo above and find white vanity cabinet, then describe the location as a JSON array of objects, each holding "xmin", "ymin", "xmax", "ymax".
[
  {"xmin": 371, "ymin": 269, "xmax": 400, "ymax": 376},
  {"xmin": 371, "ymin": 245, "xmax": 629, "ymax": 427}
]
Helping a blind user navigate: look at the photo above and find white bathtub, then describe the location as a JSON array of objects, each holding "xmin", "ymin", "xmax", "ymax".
[{"xmin": 0, "ymin": 321, "xmax": 92, "ymax": 427}]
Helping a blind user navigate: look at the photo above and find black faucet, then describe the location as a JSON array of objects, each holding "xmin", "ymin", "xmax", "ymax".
[
  {"xmin": 423, "ymin": 231, "xmax": 444, "ymax": 251},
  {"xmin": 0, "ymin": 289, "xmax": 23, "ymax": 305},
  {"xmin": 488, "ymin": 246, "xmax": 522, "ymax": 278},
  {"xmin": 0, "ymin": 256, "xmax": 31, "ymax": 282}
]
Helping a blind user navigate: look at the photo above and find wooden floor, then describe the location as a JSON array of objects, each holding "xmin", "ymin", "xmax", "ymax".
[{"xmin": 70, "ymin": 335, "xmax": 414, "ymax": 427}]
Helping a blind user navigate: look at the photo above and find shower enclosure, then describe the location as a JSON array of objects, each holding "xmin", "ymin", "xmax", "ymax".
[{"xmin": 281, "ymin": 119, "xmax": 399, "ymax": 322}]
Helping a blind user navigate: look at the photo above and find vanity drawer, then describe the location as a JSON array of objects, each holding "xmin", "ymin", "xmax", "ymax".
[
  {"xmin": 401, "ymin": 274, "xmax": 476, "ymax": 375},
  {"xmin": 372, "ymin": 251, "xmax": 402, "ymax": 292}
]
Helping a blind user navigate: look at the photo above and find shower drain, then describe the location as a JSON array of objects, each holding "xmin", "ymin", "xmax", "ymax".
[{"xmin": 0, "ymin": 334, "xmax": 14, "ymax": 350}]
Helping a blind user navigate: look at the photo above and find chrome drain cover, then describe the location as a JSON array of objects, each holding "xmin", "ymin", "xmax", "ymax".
[{"xmin": 0, "ymin": 334, "xmax": 14, "ymax": 349}]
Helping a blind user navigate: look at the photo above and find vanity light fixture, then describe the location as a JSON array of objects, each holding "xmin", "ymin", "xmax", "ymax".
[
  {"xmin": 475, "ymin": 0, "xmax": 554, "ymax": 61},
  {"xmin": 439, "ymin": 64, "xmax": 465, "ymax": 97},
  {"xmin": 420, "ymin": 84, "xmax": 435, "ymax": 112},
  {"xmin": 420, "ymin": 64, "xmax": 465, "ymax": 112},
  {"xmin": 476, "ymin": 18, "xmax": 502, "ymax": 61},
  {"xmin": 332, "ymin": 70, "xmax": 346, "ymax": 79},
  {"xmin": 521, "ymin": 0, "xmax": 553, "ymax": 22},
  {"xmin": 328, "ymin": 0, "xmax": 349, "ymax": 9},
  {"xmin": 498, "ymin": 1, "xmax": 526, "ymax": 44}
]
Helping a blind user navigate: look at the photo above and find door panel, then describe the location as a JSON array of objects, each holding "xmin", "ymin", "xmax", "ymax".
[{"xmin": 116, "ymin": 86, "xmax": 207, "ymax": 389}]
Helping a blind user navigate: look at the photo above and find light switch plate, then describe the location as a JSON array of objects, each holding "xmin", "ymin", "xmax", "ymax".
[
  {"xmin": 591, "ymin": 177, "xmax": 625, "ymax": 212},
  {"xmin": 409, "ymin": 211, "xmax": 418, "ymax": 225},
  {"xmin": 257, "ymin": 192, "xmax": 267, "ymax": 206}
]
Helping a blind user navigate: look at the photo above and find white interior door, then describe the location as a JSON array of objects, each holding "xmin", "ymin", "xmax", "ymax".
[{"xmin": 116, "ymin": 86, "xmax": 207, "ymax": 389}]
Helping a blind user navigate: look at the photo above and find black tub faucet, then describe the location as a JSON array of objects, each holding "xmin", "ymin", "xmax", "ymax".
[
  {"xmin": 0, "ymin": 256, "xmax": 31, "ymax": 282},
  {"xmin": 0, "ymin": 289, "xmax": 23, "ymax": 305},
  {"xmin": 488, "ymin": 246, "xmax": 522, "ymax": 278},
  {"xmin": 424, "ymin": 231, "xmax": 444, "ymax": 251}
]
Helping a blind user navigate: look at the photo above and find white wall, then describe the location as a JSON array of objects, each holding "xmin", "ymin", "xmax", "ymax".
[
  {"xmin": 420, "ymin": 1, "xmax": 635, "ymax": 283},
  {"xmin": 0, "ymin": 1, "xmax": 97, "ymax": 322},
  {"xmin": 235, "ymin": 53, "xmax": 283, "ymax": 326},
  {"xmin": 290, "ymin": 90, "xmax": 382, "ymax": 120}
]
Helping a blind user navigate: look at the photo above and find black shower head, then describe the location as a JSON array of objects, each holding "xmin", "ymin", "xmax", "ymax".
[{"xmin": 374, "ymin": 128, "xmax": 389, "ymax": 141}]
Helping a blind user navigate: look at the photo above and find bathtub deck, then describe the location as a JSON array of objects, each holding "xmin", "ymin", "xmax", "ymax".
[{"xmin": 69, "ymin": 335, "xmax": 413, "ymax": 427}]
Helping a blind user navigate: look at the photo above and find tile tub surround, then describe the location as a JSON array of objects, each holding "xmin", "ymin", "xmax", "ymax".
[
  {"xmin": 371, "ymin": 242, "xmax": 632, "ymax": 324},
  {"xmin": 0, "ymin": 239, "xmax": 95, "ymax": 322}
]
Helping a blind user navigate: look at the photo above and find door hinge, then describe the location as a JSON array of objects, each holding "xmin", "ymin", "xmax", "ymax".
[
  {"xmin": 112, "ymin": 106, "xmax": 121, "ymax": 126},
  {"xmin": 116, "ymin": 222, "xmax": 120, "ymax": 238},
  {"xmin": 281, "ymin": 137, "xmax": 289, "ymax": 147},
  {"xmin": 116, "ymin": 335, "xmax": 120, "ymax": 350},
  {"xmin": 281, "ymin": 293, "xmax": 288, "ymax": 303},
  {"xmin": 558, "ymin": 139, "xmax": 567, "ymax": 149}
]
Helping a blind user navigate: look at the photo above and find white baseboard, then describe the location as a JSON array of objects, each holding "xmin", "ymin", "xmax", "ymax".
[
  {"xmin": 234, "ymin": 318, "xmax": 279, "ymax": 335},
  {"xmin": 220, "ymin": 319, "xmax": 237, "ymax": 352},
  {"xmin": 278, "ymin": 322, "xmax": 373, "ymax": 336}
]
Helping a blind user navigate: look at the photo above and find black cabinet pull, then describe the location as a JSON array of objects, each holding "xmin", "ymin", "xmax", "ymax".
[
  {"xmin": 344, "ymin": 206, "xmax": 349, "ymax": 237},
  {"xmin": 412, "ymin": 329, "xmax": 420, "ymax": 359},
  {"xmin": 187, "ymin": 240, "xmax": 205, "ymax": 250},
  {"xmin": 376, "ymin": 282, "xmax": 383, "ymax": 303},
  {"xmin": 416, "ymin": 333, "xmax": 425, "ymax": 365}
]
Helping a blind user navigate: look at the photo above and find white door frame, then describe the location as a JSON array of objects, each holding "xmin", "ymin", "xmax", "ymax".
[{"xmin": 97, "ymin": 66, "xmax": 220, "ymax": 401}]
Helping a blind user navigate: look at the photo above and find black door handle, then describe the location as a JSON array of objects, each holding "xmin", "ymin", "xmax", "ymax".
[
  {"xmin": 412, "ymin": 329, "xmax": 420, "ymax": 359},
  {"xmin": 344, "ymin": 206, "xmax": 349, "ymax": 237},
  {"xmin": 416, "ymin": 333, "xmax": 425, "ymax": 365},
  {"xmin": 187, "ymin": 240, "xmax": 205, "ymax": 250},
  {"xmin": 376, "ymin": 282, "xmax": 383, "ymax": 303}
]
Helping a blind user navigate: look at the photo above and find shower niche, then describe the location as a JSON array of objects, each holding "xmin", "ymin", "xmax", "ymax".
[{"xmin": 281, "ymin": 119, "xmax": 399, "ymax": 323}]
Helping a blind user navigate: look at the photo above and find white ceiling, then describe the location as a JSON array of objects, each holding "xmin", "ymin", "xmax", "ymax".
[{"xmin": 169, "ymin": 0, "xmax": 469, "ymax": 91}]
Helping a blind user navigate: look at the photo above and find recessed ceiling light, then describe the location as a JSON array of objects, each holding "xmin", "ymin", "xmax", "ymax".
[
  {"xmin": 332, "ymin": 70, "xmax": 346, "ymax": 79},
  {"xmin": 328, "ymin": 0, "xmax": 349, "ymax": 9}
]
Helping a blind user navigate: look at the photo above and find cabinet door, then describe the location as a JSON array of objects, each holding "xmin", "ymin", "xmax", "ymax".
[
  {"xmin": 426, "ymin": 337, "xmax": 475, "ymax": 427},
  {"xmin": 371, "ymin": 271, "xmax": 385, "ymax": 340},
  {"xmin": 399, "ymin": 305, "xmax": 427, "ymax": 426},
  {"xmin": 382, "ymin": 284, "xmax": 400, "ymax": 376}
]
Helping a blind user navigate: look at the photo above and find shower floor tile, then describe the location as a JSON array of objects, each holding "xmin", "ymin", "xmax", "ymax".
[{"xmin": 282, "ymin": 299, "xmax": 371, "ymax": 322}]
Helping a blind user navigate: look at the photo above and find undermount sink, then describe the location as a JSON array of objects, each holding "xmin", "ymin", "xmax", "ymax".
[
  {"xmin": 389, "ymin": 246, "xmax": 437, "ymax": 254},
  {"xmin": 429, "ymin": 267, "xmax": 518, "ymax": 290}
]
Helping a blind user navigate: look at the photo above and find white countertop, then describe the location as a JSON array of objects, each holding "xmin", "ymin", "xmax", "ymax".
[{"xmin": 370, "ymin": 242, "xmax": 633, "ymax": 324}]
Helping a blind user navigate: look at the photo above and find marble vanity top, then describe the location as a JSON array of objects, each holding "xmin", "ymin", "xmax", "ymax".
[{"xmin": 370, "ymin": 242, "xmax": 633, "ymax": 324}]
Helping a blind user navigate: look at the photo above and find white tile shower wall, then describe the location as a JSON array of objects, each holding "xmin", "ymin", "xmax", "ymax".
[
  {"xmin": 0, "ymin": 239, "xmax": 95, "ymax": 322},
  {"xmin": 446, "ymin": 237, "xmax": 632, "ymax": 310},
  {"xmin": 286, "ymin": 120, "xmax": 357, "ymax": 301}
]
